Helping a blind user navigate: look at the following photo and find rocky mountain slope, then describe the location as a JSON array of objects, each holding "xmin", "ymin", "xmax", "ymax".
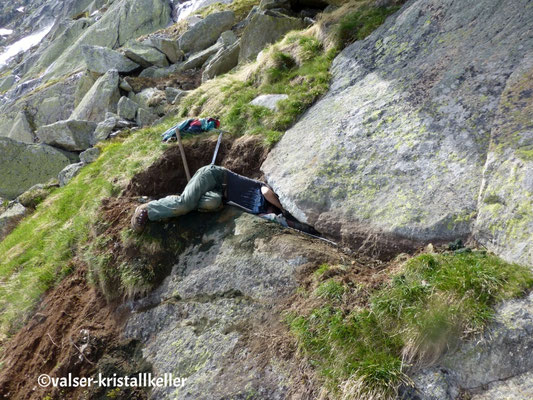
[
  {"xmin": 0, "ymin": 0, "xmax": 532, "ymax": 399},
  {"xmin": 263, "ymin": 0, "xmax": 533, "ymax": 266}
]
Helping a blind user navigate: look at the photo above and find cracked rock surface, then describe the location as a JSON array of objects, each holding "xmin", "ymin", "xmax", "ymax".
[{"xmin": 124, "ymin": 208, "xmax": 342, "ymax": 399}]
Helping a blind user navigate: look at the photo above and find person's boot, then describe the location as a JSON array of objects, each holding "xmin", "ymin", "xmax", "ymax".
[{"xmin": 131, "ymin": 204, "xmax": 149, "ymax": 233}]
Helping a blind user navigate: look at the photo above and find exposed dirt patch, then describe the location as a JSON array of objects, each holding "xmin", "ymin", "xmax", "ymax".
[
  {"xmin": 125, "ymin": 134, "xmax": 269, "ymax": 198},
  {"xmin": 0, "ymin": 264, "xmax": 150, "ymax": 400},
  {"xmin": 125, "ymin": 69, "xmax": 201, "ymax": 92}
]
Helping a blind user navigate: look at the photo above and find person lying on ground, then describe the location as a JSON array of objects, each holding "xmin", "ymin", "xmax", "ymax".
[{"xmin": 130, "ymin": 165, "xmax": 317, "ymax": 234}]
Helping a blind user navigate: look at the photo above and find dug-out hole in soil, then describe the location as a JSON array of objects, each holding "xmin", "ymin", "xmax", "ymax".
[{"xmin": 125, "ymin": 134, "xmax": 269, "ymax": 199}]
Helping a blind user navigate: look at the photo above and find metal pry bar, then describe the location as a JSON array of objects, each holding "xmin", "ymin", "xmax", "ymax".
[{"xmin": 211, "ymin": 130, "xmax": 225, "ymax": 165}]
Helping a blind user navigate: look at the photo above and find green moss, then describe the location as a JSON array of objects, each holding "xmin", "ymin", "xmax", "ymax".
[
  {"xmin": 288, "ymin": 252, "xmax": 533, "ymax": 399},
  {"xmin": 483, "ymin": 193, "xmax": 504, "ymax": 205},
  {"xmin": 516, "ymin": 147, "xmax": 533, "ymax": 161}
]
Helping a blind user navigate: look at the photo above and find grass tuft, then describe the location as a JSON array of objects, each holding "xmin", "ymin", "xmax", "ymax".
[
  {"xmin": 288, "ymin": 251, "xmax": 533, "ymax": 399},
  {"xmin": 337, "ymin": 3, "xmax": 403, "ymax": 47},
  {"xmin": 197, "ymin": 0, "xmax": 260, "ymax": 21}
]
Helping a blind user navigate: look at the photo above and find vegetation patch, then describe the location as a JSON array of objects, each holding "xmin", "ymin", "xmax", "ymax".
[
  {"xmin": 197, "ymin": 0, "xmax": 260, "ymax": 22},
  {"xmin": 336, "ymin": 3, "xmax": 404, "ymax": 47},
  {"xmin": 0, "ymin": 126, "xmax": 172, "ymax": 341},
  {"xmin": 286, "ymin": 251, "xmax": 533, "ymax": 399},
  {"xmin": 178, "ymin": 33, "xmax": 334, "ymax": 146}
]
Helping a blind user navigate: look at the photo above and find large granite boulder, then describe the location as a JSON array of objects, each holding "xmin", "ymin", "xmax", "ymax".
[
  {"xmin": 117, "ymin": 96, "xmax": 139, "ymax": 120},
  {"xmin": 36, "ymin": 120, "xmax": 97, "ymax": 151},
  {"xmin": 202, "ymin": 40, "xmax": 240, "ymax": 82},
  {"xmin": 239, "ymin": 12, "xmax": 307, "ymax": 62},
  {"xmin": 7, "ymin": 112, "xmax": 34, "ymax": 144},
  {"xmin": 70, "ymin": 70, "xmax": 121, "ymax": 122},
  {"xmin": 178, "ymin": 11, "xmax": 235, "ymax": 54},
  {"xmin": 262, "ymin": 0, "xmax": 533, "ymax": 264},
  {"xmin": 0, "ymin": 202, "xmax": 27, "ymax": 240},
  {"xmin": 58, "ymin": 162, "xmax": 85, "ymax": 187},
  {"xmin": 180, "ymin": 42, "xmax": 223, "ymax": 70},
  {"xmin": 81, "ymin": 45, "xmax": 140, "ymax": 74},
  {"xmin": 122, "ymin": 40, "xmax": 169, "ymax": 68},
  {"xmin": 404, "ymin": 292, "xmax": 533, "ymax": 399},
  {"xmin": 144, "ymin": 36, "xmax": 183, "ymax": 63},
  {"xmin": 0, "ymin": 137, "xmax": 75, "ymax": 199}
]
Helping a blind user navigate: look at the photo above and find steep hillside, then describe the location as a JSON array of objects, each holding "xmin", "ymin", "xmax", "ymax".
[{"xmin": 0, "ymin": 0, "xmax": 532, "ymax": 400}]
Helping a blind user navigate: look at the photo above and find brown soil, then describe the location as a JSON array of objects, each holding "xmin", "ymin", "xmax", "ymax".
[
  {"xmin": 124, "ymin": 69, "xmax": 201, "ymax": 92},
  {"xmin": 0, "ymin": 263, "xmax": 149, "ymax": 400},
  {"xmin": 80, "ymin": 134, "xmax": 270, "ymax": 302},
  {"xmin": 125, "ymin": 134, "xmax": 269, "ymax": 198}
]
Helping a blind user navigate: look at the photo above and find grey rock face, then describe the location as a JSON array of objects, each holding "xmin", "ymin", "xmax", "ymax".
[
  {"xmin": 239, "ymin": 12, "xmax": 306, "ymax": 62},
  {"xmin": 122, "ymin": 40, "xmax": 169, "ymax": 68},
  {"xmin": 130, "ymin": 88, "xmax": 167, "ymax": 115},
  {"xmin": 81, "ymin": 45, "xmax": 140, "ymax": 74},
  {"xmin": 0, "ymin": 137, "xmax": 74, "ymax": 199},
  {"xmin": 178, "ymin": 11, "xmax": 235, "ymax": 54},
  {"xmin": 165, "ymin": 87, "xmax": 187, "ymax": 104},
  {"xmin": 7, "ymin": 112, "xmax": 34, "ymax": 144},
  {"xmin": 74, "ymin": 70, "xmax": 99, "ymax": 108},
  {"xmin": 79, "ymin": 147, "xmax": 101, "ymax": 164},
  {"xmin": 181, "ymin": 42, "xmax": 223, "ymax": 70},
  {"xmin": 0, "ymin": 75, "xmax": 17, "ymax": 93},
  {"xmin": 117, "ymin": 96, "xmax": 139, "ymax": 120},
  {"xmin": 25, "ymin": 18, "xmax": 92, "ymax": 79},
  {"xmin": 70, "ymin": 70, "xmax": 120, "ymax": 122},
  {"xmin": 0, "ymin": 73, "xmax": 80, "ymax": 137},
  {"xmin": 262, "ymin": 0, "xmax": 533, "ymax": 264},
  {"xmin": 472, "ymin": 55, "xmax": 533, "ymax": 266},
  {"xmin": 470, "ymin": 371, "xmax": 533, "ymax": 400},
  {"xmin": 92, "ymin": 115, "xmax": 134, "ymax": 143},
  {"xmin": 36, "ymin": 120, "xmax": 97, "ymax": 151},
  {"xmin": 219, "ymin": 30, "xmax": 238, "ymax": 46},
  {"xmin": 0, "ymin": 202, "xmax": 27, "ymax": 239},
  {"xmin": 260, "ymin": 0, "xmax": 291, "ymax": 11},
  {"xmin": 202, "ymin": 41, "xmax": 240, "ymax": 82},
  {"xmin": 43, "ymin": 0, "xmax": 172, "ymax": 79},
  {"xmin": 250, "ymin": 94, "xmax": 288, "ymax": 111},
  {"xmin": 136, "ymin": 108, "xmax": 158, "ymax": 127},
  {"xmin": 144, "ymin": 36, "xmax": 183, "ymax": 64},
  {"xmin": 124, "ymin": 209, "xmax": 340, "ymax": 399},
  {"xmin": 58, "ymin": 162, "xmax": 85, "ymax": 187},
  {"xmin": 138, "ymin": 63, "xmax": 182, "ymax": 78},
  {"xmin": 405, "ymin": 292, "xmax": 533, "ymax": 399}
]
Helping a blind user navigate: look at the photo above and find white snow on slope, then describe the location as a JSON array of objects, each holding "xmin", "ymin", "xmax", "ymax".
[{"xmin": 0, "ymin": 24, "xmax": 53, "ymax": 66}]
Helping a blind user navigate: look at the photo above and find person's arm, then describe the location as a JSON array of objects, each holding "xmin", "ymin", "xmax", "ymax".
[{"xmin": 261, "ymin": 186, "xmax": 284, "ymax": 210}]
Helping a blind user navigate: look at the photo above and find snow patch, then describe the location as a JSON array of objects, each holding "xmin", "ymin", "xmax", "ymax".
[
  {"xmin": 0, "ymin": 29, "xmax": 13, "ymax": 36},
  {"xmin": 0, "ymin": 25, "xmax": 53, "ymax": 66},
  {"xmin": 17, "ymin": 7, "xmax": 25, "ymax": 13}
]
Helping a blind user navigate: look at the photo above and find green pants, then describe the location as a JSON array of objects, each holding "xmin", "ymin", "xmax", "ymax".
[{"xmin": 147, "ymin": 165, "xmax": 226, "ymax": 221}]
